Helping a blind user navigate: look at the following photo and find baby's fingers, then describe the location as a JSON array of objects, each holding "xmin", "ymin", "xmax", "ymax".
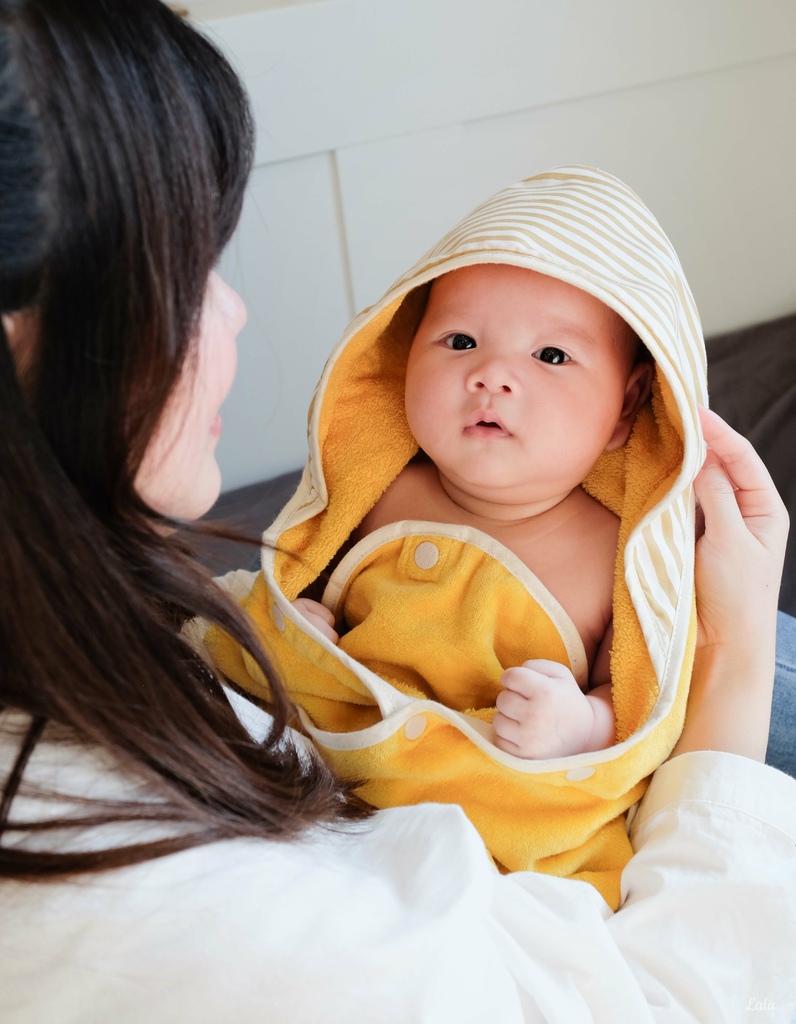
[
  {"xmin": 501, "ymin": 660, "xmax": 571, "ymax": 696},
  {"xmin": 495, "ymin": 686, "xmax": 530, "ymax": 724},
  {"xmin": 493, "ymin": 711, "xmax": 522, "ymax": 752},
  {"xmin": 292, "ymin": 598, "xmax": 339, "ymax": 644}
]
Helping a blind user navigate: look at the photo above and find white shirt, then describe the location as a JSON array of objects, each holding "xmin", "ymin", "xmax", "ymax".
[{"xmin": 1, "ymin": 708, "xmax": 795, "ymax": 1023}]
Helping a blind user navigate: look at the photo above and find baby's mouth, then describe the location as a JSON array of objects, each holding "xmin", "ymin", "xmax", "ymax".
[{"xmin": 464, "ymin": 411, "xmax": 511, "ymax": 436}]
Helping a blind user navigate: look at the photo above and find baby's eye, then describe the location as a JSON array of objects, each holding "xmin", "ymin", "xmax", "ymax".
[
  {"xmin": 534, "ymin": 347, "xmax": 570, "ymax": 365},
  {"xmin": 444, "ymin": 333, "xmax": 477, "ymax": 350}
]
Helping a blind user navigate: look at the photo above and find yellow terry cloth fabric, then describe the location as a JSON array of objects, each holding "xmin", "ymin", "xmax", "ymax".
[
  {"xmin": 207, "ymin": 166, "xmax": 707, "ymax": 911},
  {"xmin": 322, "ymin": 524, "xmax": 591, "ymax": 711}
]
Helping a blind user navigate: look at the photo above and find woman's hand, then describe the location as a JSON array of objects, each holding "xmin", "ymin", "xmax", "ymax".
[
  {"xmin": 693, "ymin": 406, "xmax": 788, "ymax": 650},
  {"xmin": 671, "ymin": 406, "xmax": 789, "ymax": 761}
]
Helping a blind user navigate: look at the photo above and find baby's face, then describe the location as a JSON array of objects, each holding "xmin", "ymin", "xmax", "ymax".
[{"xmin": 405, "ymin": 263, "xmax": 646, "ymax": 509}]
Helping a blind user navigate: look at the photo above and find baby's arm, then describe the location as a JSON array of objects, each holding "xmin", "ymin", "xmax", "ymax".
[
  {"xmin": 292, "ymin": 597, "xmax": 339, "ymax": 644},
  {"xmin": 493, "ymin": 629, "xmax": 616, "ymax": 759}
]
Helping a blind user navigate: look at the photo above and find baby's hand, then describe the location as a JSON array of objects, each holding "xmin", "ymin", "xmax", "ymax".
[
  {"xmin": 493, "ymin": 660, "xmax": 613, "ymax": 759},
  {"xmin": 291, "ymin": 598, "xmax": 339, "ymax": 644}
]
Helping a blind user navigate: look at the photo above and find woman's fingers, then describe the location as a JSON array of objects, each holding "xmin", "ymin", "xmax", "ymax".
[
  {"xmin": 673, "ymin": 408, "xmax": 787, "ymax": 757},
  {"xmin": 692, "ymin": 407, "xmax": 788, "ymax": 650},
  {"xmin": 696, "ymin": 407, "xmax": 789, "ymax": 552}
]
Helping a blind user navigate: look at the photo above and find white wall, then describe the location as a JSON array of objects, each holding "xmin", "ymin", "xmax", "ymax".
[{"xmin": 193, "ymin": 0, "xmax": 796, "ymax": 491}]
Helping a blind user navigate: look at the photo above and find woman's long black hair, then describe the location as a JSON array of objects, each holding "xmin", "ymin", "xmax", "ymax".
[{"xmin": 0, "ymin": 0, "xmax": 365, "ymax": 879}]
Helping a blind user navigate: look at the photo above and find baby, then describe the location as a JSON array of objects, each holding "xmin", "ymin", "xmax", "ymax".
[
  {"xmin": 206, "ymin": 166, "xmax": 706, "ymax": 908},
  {"xmin": 295, "ymin": 261, "xmax": 652, "ymax": 760}
]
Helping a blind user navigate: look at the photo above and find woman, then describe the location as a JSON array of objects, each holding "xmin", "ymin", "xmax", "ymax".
[{"xmin": 0, "ymin": 2, "xmax": 793, "ymax": 1022}]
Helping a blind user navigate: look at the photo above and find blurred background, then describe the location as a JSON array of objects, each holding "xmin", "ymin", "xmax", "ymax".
[{"xmin": 184, "ymin": 0, "xmax": 796, "ymax": 492}]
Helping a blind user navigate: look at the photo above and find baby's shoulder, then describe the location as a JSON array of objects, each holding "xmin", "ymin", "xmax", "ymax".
[
  {"xmin": 358, "ymin": 462, "xmax": 440, "ymax": 537},
  {"xmin": 565, "ymin": 489, "xmax": 621, "ymax": 566},
  {"xmin": 563, "ymin": 485, "xmax": 618, "ymax": 529},
  {"xmin": 537, "ymin": 490, "xmax": 618, "ymax": 654}
]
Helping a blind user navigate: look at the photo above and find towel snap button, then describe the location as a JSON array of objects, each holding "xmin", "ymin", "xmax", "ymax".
[
  {"xmin": 272, "ymin": 605, "xmax": 286, "ymax": 632},
  {"xmin": 414, "ymin": 541, "xmax": 439, "ymax": 570},
  {"xmin": 565, "ymin": 766, "xmax": 595, "ymax": 782},
  {"xmin": 404, "ymin": 715, "xmax": 427, "ymax": 740}
]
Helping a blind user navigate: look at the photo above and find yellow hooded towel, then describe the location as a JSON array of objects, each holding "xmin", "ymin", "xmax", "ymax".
[{"xmin": 208, "ymin": 166, "xmax": 707, "ymax": 910}]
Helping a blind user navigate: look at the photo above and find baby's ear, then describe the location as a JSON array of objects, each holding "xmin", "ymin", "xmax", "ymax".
[{"xmin": 604, "ymin": 361, "xmax": 654, "ymax": 452}]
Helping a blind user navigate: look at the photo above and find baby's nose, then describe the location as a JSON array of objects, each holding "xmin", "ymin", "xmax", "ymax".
[{"xmin": 466, "ymin": 362, "xmax": 513, "ymax": 394}]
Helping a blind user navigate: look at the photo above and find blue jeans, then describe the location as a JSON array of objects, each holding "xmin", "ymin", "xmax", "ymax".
[{"xmin": 767, "ymin": 610, "xmax": 796, "ymax": 778}]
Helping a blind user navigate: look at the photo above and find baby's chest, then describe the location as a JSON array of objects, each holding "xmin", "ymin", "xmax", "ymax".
[
  {"xmin": 492, "ymin": 527, "xmax": 614, "ymax": 664},
  {"xmin": 326, "ymin": 524, "xmax": 593, "ymax": 688}
]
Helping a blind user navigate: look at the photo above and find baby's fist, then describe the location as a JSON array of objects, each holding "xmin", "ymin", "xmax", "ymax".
[{"xmin": 493, "ymin": 659, "xmax": 595, "ymax": 759}]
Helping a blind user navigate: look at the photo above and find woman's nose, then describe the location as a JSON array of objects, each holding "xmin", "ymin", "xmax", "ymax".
[{"xmin": 212, "ymin": 271, "xmax": 248, "ymax": 334}]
